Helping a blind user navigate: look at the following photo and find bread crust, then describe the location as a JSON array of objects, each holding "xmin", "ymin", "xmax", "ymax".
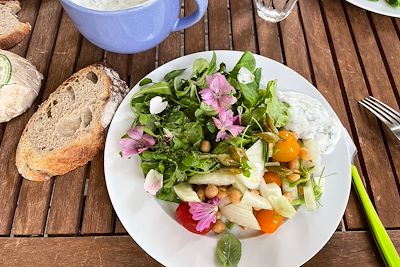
[
  {"xmin": 0, "ymin": 22, "xmax": 31, "ymax": 49},
  {"xmin": 16, "ymin": 64, "xmax": 129, "ymax": 181}
]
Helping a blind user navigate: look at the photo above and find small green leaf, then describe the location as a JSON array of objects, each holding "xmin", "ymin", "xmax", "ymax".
[
  {"xmin": 229, "ymin": 51, "xmax": 256, "ymax": 79},
  {"xmin": 131, "ymin": 81, "xmax": 172, "ymax": 98},
  {"xmin": 216, "ymin": 231, "xmax": 242, "ymax": 267},
  {"xmin": 139, "ymin": 78, "xmax": 152, "ymax": 86},
  {"xmin": 164, "ymin": 69, "xmax": 186, "ymax": 82}
]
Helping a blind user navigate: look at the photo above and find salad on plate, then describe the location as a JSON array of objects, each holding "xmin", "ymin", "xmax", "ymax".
[{"xmin": 118, "ymin": 51, "xmax": 341, "ymax": 266}]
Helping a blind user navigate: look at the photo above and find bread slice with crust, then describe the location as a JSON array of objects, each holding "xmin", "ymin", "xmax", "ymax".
[
  {"xmin": 16, "ymin": 64, "xmax": 129, "ymax": 181},
  {"xmin": 0, "ymin": 1, "xmax": 31, "ymax": 49}
]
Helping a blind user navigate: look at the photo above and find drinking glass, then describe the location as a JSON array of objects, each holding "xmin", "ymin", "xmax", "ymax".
[{"xmin": 254, "ymin": 0, "xmax": 298, "ymax": 22}]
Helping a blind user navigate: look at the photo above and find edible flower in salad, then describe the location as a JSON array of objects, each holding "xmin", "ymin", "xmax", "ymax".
[
  {"xmin": 200, "ymin": 73, "xmax": 237, "ymax": 113},
  {"xmin": 213, "ymin": 110, "xmax": 245, "ymax": 141},
  {"xmin": 118, "ymin": 126, "xmax": 155, "ymax": 158},
  {"xmin": 189, "ymin": 197, "xmax": 220, "ymax": 232},
  {"xmin": 144, "ymin": 169, "xmax": 163, "ymax": 195}
]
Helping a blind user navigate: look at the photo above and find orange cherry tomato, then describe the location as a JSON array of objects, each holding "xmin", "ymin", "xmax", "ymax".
[
  {"xmin": 263, "ymin": 172, "xmax": 282, "ymax": 187},
  {"xmin": 256, "ymin": 210, "xmax": 284, "ymax": 234},
  {"xmin": 272, "ymin": 131, "xmax": 300, "ymax": 163}
]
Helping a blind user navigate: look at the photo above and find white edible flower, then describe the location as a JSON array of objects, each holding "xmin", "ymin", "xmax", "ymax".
[
  {"xmin": 144, "ymin": 169, "xmax": 163, "ymax": 195},
  {"xmin": 238, "ymin": 67, "xmax": 255, "ymax": 84},
  {"xmin": 149, "ymin": 96, "xmax": 168, "ymax": 114}
]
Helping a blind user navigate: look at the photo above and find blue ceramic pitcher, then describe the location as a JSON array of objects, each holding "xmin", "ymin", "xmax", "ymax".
[{"xmin": 59, "ymin": 0, "xmax": 208, "ymax": 54}]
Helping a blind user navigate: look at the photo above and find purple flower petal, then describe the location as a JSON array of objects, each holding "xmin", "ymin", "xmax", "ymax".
[
  {"xmin": 127, "ymin": 126, "xmax": 144, "ymax": 140},
  {"xmin": 188, "ymin": 198, "xmax": 220, "ymax": 232},
  {"xmin": 201, "ymin": 73, "xmax": 236, "ymax": 113},
  {"xmin": 142, "ymin": 134, "xmax": 156, "ymax": 146},
  {"xmin": 216, "ymin": 131, "xmax": 229, "ymax": 142},
  {"xmin": 227, "ymin": 125, "xmax": 245, "ymax": 138},
  {"xmin": 233, "ymin": 114, "xmax": 241, "ymax": 125},
  {"xmin": 119, "ymin": 138, "xmax": 139, "ymax": 158}
]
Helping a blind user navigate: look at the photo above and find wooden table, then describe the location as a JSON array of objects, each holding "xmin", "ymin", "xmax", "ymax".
[{"xmin": 0, "ymin": 0, "xmax": 399, "ymax": 266}]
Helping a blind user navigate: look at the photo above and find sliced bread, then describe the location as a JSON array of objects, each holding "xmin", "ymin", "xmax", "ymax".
[
  {"xmin": 0, "ymin": 1, "xmax": 31, "ymax": 49},
  {"xmin": 16, "ymin": 64, "xmax": 129, "ymax": 181}
]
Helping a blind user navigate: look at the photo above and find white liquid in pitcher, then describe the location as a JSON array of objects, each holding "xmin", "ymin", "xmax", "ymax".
[{"xmin": 70, "ymin": 0, "xmax": 149, "ymax": 11}]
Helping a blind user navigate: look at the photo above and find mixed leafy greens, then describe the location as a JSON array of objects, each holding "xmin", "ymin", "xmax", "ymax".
[{"xmin": 126, "ymin": 52, "xmax": 291, "ymax": 203}]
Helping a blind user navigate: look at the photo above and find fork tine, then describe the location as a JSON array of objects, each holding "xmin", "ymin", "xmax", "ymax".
[
  {"xmin": 367, "ymin": 96, "xmax": 400, "ymax": 124},
  {"xmin": 359, "ymin": 100, "xmax": 394, "ymax": 126}
]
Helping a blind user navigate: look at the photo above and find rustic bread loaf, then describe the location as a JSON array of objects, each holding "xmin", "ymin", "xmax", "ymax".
[
  {"xmin": 16, "ymin": 64, "xmax": 129, "ymax": 181},
  {"xmin": 0, "ymin": 1, "xmax": 31, "ymax": 49},
  {"xmin": 0, "ymin": 49, "xmax": 43, "ymax": 122}
]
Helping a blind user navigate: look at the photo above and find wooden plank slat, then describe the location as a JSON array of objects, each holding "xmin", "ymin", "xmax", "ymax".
[
  {"xmin": 0, "ymin": 0, "xmax": 63, "ymax": 236},
  {"xmin": 0, "ymin": 0, "xmax": 42, "ymax": 236},
  {"xmin": 184, "ymin": 0, "xmax": 205, "ymax": 54},
  {"xmin": 47, "ymin": 167, "xmax": 86, "ymax": 235},
  {"xmin": 81, "ymin": 152, "xmax": 114, "ymax": 234},
  {"xmin": 346, "ymin": 9, "xmax": 400, "ymax": 187},
  {"xmin": 1, "ymin": 231, "xmax": 399, "ymax": 266},
  {"xmin": 208, "ymin": 0, "xmax": 230, "ymax": 50},
  {"xmin": 76, "ymin": 38, "xmax": 104, "ymax": 70},
  {"xmin": 158, "ymin": 32, "xmax": 181, "ymax": 66},
  {"xmin": 371, "ymin": 15, "xmax": 400, "ymax": 98},
  {"xmin": 229, "ymin": 0, "xmax": 257, "ymax": 52},
  {"xmin": 9, "ymin": 0, "xmax": 42, "ymax": 56},
  {"xmin": 255, "ymin": 18, "xmax": 283, "ymax": 62},
  {"xmin": 129, "ymin": 48, "xmax": 156, "ymax": 87},
  {"xmin": 115, "ymin": 218, "xmax": 127, "ymax": 234},
  {"xmin": 279, "ymin": 4, "xmax": 312, "ymax": 82},
  {"xmin": 320, "ymin": 0, "xmax": 400, "ymax": 228}
]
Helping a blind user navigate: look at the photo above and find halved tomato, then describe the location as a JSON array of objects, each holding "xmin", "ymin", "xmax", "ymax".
[{"xmin": 175, "ymin": 202, "xmax": 212, "ymax": 235}]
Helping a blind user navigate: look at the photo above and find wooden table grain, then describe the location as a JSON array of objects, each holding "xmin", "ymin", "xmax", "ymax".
[{"xmin": 0, "ymin": 0, "xmax": 399, "ymax": 266}]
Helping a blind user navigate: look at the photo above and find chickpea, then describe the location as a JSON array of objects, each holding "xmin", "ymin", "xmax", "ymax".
[
  {"xmin": 200, "ymin": 140, "xmax": 211, "ymax": 153},
  {"xmin": 288, "ymin": 173, "xmax": 301, "ymax": 182},
  {"xmin": 205, "ymin": 184, "xmax": 219, "ymax": 199},
  {"xmin": 288, "ymin": 158, "xmax": 299, "ymax": 170},
  {"xmin": 217, "ymin": 190, "xmax": 227, "ymax": 200},
  {"xmin": 299, "ymin": 147, "xmax": 311, "ymax": 161},
  {"xmin": 216, "ymin": 211, "xmax": 222, "ymax": 220},
  {"xmin": 283, "ymin": 192, "xmax": 293, "ymax": 202},
  {"xmin": 250, "ymin": 189, "xmax": 260, "ymax": 196},
  {"xmin": 219, "ymin": 186, "xmax": 227, "ymax": 192},
  {"xmin": 212, "ymin": 220, "xmax": 226, "ymax": 234},
  {"xmin": 229, "ymin": 189, "xmax": 242, "ymax": 204},
  {"xmin": 197, "ymin": 188, "xmax": 206, "ymax": 201}
]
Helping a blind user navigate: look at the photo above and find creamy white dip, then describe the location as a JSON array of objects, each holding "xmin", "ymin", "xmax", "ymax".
[
  {"xmin": 278, "ymin": 91, "xmax": 341, "ymax": 154},
  {"xmin": 70, "ymin": 0, "xmax": 149, "ymax": 11}
]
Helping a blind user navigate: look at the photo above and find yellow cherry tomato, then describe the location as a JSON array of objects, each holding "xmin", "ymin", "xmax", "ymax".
[
  {"xmin": 272, "ymin": 131, "xmax": 300, "ymax": 163},
  {"xmin": 256, "ymin": 210, "xmax": 284, "ymax": 234}
]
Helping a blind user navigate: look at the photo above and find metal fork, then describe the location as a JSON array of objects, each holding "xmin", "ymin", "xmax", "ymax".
[{"xmin": 359, "ymin": 96, "xmax": 400, "ymax": 141}]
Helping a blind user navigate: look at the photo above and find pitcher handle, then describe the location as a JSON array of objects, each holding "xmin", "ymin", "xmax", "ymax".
[{"xmin": 172, "ymin": 0, "xmax": 208, "ymax": 32}]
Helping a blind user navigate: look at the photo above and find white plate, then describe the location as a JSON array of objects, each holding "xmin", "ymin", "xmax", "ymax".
[
  {"xmin": 104, "ymin": 51, "xmax": 351, "ymax": 267},
  {"xmin": 346, "ymin": 0, "xmax": 400, "ymax": 18}
]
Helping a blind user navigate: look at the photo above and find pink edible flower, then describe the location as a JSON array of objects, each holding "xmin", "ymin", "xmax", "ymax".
[
  {"xmin": 144, "ymin": 169, "xmax": 163, "ymax": 196},
  {"xmin": 119, "ymin": 126, "xmax": 155, "ymax": 158},
  {"xmin": 189, "ymin": 197, "xmax": 221, "ymax": 232},
  {"xmin": 199, "ymin": 73, "xmax": 237, "ymax": 113},
  {"xmin": 213, "ymin": 110, "xmax": 245, "ymax": 141}
]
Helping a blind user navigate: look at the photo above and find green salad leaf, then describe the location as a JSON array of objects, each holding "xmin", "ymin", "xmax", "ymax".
[
  {"xmin": 216, "ymin": 231, "xmax": 242, "ymax": 267},
  {"xmin": 264, "ymin": 80, "xmax": 290, "ymax": 128}
]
